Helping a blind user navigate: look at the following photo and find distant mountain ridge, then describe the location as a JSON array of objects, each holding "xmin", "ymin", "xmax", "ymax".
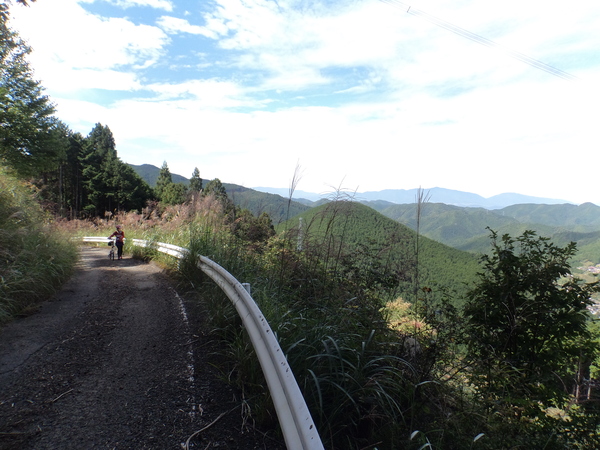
[
  {"xmin": 129, "ymin": 163, "xmax": 600, "ymax": 264},
  {"xmin": 129, "ymin": 163, "xmax": 310, "ymax": 224},
  {"xmin": 130, "ymin": 164, "xmax": 189, "ymax": 186},
  {"xmin": 129, "ymin": 165, "xmax": 574, "ymax": 209},
  {"xmin": 376, "ymin": 202, "xmax": 600, "ymax": 263},
  {"xmin": 253, "ymin": 186, "xmax": 574, "ymax": 209}
]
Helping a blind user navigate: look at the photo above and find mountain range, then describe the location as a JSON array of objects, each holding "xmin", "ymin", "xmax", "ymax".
[
  {"xmin": 252, "ymin": 186, "xmax": 573, "ymax": 209},
  {"xmin": 130, "ymin": 164, "xmax": 600, "ymax": 265},
  {"xmin": 130, "ymin": 164, "xmax": 190, "ymax": 187},
  {"xmin": 131, "ymin": 164, "xmax": 575, "ymax": 209}
]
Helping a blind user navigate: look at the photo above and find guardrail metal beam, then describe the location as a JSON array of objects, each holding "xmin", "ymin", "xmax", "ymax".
[{"xmin": 82, "ymin": 237, "xmax": 324, "ymax": 450}]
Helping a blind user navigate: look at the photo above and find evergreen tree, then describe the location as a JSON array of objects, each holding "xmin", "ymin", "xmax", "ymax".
[
  {"xmin": 78, "ymin": 124, "xmax": 152, "ymax": 216},
  {"xmin": 161, "ymin": 182, "xmax": 187, "ymax": 205},
  {"xmin": 80, "ymin": 124, "xmax": 117, "ymax": 216},
  {"xmin": 118, "ymin": 163, "xmax": 154, "ymax": 211},
  {"xmin": 63, "ymin": 130, "xmax": 85, "ymax": 217},
  {"xmin": 85, "ymin": 122, "xmax": 117, "ymax": 161},
  {"xmin": 203, "ymin": 178, "xmax": 228, "ymax": 203},
  {"xmin": 189, "ymin": 167, "xmax": 202, "ymax": 192},
  {"xmin": 155, "ymin": 161, "xmax": 172, "ymax": 201},
  {"xmin": 0, "ymin": 7, "xmax": 58, "ymax": 176}
]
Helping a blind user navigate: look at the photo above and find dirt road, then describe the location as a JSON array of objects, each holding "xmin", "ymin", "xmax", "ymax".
[{"xmin": 0, "ymin": 246, "xmax": 284, "ymax": 449}]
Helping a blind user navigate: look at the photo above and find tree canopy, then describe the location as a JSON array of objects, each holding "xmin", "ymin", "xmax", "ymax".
[
  {"xmin": 154, "ymin": 161, "xmax": 187, "ymax": 205},
  {"xmin": 189, "ymin": 167, "xmax": 202, "ymax": 192},
  {"xmin": 464, "ymin": 230, "xmax": 599, "ymax": 407},
  {"xmin": 78, "ymin": 124, "xmax": 153, "ymax": 215},
  {"xmin": 0, "ymin": 8, "xmax": 57, "ymax": 176}
]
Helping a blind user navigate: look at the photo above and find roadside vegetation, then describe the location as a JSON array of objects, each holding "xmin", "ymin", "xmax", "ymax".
[
  {"xmin": 2, "ymin": 5, "xmax": 600, "ymax": 449},
  {"xmin": 36, "ymin": 190, "xmax": 600, "ymax": 449},
  {"xmin": 0, "ymin": 168, "xmax": 77, "ymax": 323}
]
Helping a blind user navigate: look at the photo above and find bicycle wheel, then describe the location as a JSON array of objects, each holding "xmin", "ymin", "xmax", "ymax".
[{"xmin": 109, "ymin": 248, "xmax": 115, "ymax": 260}]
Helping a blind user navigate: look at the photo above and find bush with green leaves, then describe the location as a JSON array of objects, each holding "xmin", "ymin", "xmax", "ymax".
[{"xmin": 462, "ymin": 229, "xmax": 600, "ymax": 447}]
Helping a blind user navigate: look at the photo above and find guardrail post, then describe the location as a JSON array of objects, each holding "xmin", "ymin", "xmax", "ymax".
[{"xmin": 242, "ymin": 283, "xmax": 251, "ymax": 295}]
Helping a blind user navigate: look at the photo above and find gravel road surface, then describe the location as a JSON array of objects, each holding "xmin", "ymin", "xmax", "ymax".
[{"xmin": 0, "ymin": 246, "xmax": 285, "ymax": 449}]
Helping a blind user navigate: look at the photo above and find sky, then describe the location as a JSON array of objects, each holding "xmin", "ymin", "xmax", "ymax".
[{"xmin": 8, "ymin": 0, "xmax": 600, "ymax": 204}]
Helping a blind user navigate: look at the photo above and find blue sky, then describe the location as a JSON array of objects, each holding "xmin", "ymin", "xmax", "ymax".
[{"xmin": 9, "ymin": 0, "xmax": 600, "ymax": 204}]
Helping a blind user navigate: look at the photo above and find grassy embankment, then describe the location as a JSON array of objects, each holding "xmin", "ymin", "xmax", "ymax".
[{"xmin": 0, "ymin": 168, "xmax": 78, "ymax": 324}]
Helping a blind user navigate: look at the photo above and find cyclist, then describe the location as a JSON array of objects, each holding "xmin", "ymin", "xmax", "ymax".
[{"xmin": 108, "ymin": 225, "xmax": 125, "ymax": 260}]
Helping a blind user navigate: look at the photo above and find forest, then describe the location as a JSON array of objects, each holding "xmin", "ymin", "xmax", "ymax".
[{"xmin": 2, "ymin": 4, "xmax": 600, "ymax": 448}]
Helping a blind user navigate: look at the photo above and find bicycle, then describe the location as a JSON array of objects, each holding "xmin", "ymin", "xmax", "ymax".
[{"xmin": 108, "ymin": 238, "xmax": 116, "ymax": 260}]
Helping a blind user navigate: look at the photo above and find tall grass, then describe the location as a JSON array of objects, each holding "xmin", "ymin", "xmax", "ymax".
[
  {"xmin": 0, "ymin": 169, "xmax": 77, "ymax": 323},
  {"xmin": 153, "ymin": 192, "xmax": 435, "ymax": 449}
]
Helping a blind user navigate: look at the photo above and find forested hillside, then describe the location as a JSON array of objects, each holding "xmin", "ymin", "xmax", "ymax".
[
  {"xmin": 281, "ymin": 201, "xmax": 480, "ymax": 300},
  {"xmin": 381, "ymin": 202, "xmax": 519, "ymax": 248},
  {"xmin": 500, "ymin": 202, "xmax": 600, "ymax": 229},
  {"xmin": 131, "ymin": 163, "xmax": 311, "ymax": 225},
  {"xmin": 225, "ymin": 183, "xmax": 311, "ymax": 225},
  {"xmin": 129, "ymin": 163, "xmax": 189, "ymax": 186},
  {"xmin": 379, "ymin": 201, "xmax": 600, "ymax": 265}
]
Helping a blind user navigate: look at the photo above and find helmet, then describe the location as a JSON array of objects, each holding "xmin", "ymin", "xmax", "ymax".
[{"xmin": 116, "ymin": 225, "xmax": 121, "ymax": 229}]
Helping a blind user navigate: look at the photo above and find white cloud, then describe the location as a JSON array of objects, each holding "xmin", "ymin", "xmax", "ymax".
[
  {"xmin": 44, "ymin": 69, "xmax": 142, "ymax": 94},
  {"xmin": 156, "ymin": 16, "xmax": 213, "ymax": 36},
  {"xmin": 11, "ymin": 0, "xmax": 169, "ymax": 91},
  {"xmin": 103, "ymin": 0, "xmax": 174, "ymax": 11},
  {"xmin": 144, "ymin": 79, "xmax": 259, "ymax": 108}
]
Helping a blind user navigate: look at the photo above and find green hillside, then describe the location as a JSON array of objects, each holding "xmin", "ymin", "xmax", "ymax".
[
  {"xmin": 380, "ymin": 202, "xmax": 519, "ymax": 249},
  {"xmin": 552, "ymin": 229, "xmax": 600, "ymax": 266},
  {"xmin": 129, "ymin": 163, "xmax": 189, "ymax": 186},
  {"xmin": 281, "ymin": 201, "xmax": 480, "ymax": 301},
  {"xmin": 130, "ymin": 163, "xmax": 310, "ymax": 224},
  {"xmin": 499, "ymin": 202, "xmax": 600, "ymax": 230},
  {"xmin": 378, "ymin": 202, "xmax": 600, "ymax": 264},
  {"xmin": 224, "ymin": 183, "xmax": 311, "ymax": 225},
  {"xmin": 381, "ymin": 202, "xmax": 555, "ymax": 252}
]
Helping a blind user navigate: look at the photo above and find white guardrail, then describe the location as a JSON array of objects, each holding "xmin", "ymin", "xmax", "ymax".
[{"xmin": 82, "ymin": 237, "xmax": 324, "ymax": 450}]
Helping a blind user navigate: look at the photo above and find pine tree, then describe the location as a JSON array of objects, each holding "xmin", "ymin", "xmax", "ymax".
[
  {"xmin": 0, "ymin": 7, "xmax": 58, "ymax": 176},
  {"xmin": 79, "ymin": 124, "xmax": 152, "ymax": 215},
  {"xmin": 189, "ymin": 167, "xmax": 202, "ymax": 192},
  {"xmin": 80, "ymin": 124, "xmax": 117, "ymax": 215},
  {"xmin": 155, "ymin": 161, "xmax": 172, "ymax": 201}
]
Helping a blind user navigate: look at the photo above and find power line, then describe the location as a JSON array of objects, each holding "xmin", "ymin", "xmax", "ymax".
[{"xmin": 378, "ymin": 0, "xmax": 577, "ymax": 81}]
